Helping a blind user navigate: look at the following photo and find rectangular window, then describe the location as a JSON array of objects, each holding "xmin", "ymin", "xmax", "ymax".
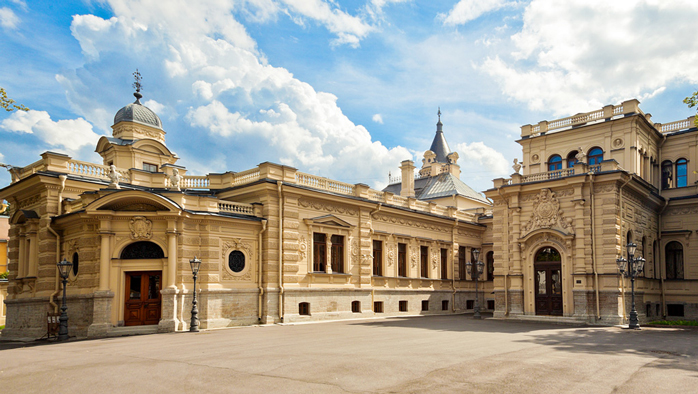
[
  {"xmin": 372, "ymin": 240, "xmax": 383, "ymax": 276},
  {"xmin": 467, "ymin": 300, "xmax": 474, "ymax": 309},
  {"xmin": 351, "ymin": 301, "xmax": 361, "ymax": 313},
  {"xmin": 420, "ymin": 246, "xmax": 429, "ymax": 278},
  {"xmin": 313, "ymin": 233, "xmax": 326, "ymax": 272},
  {"xmin": 667, "ymin": 304, "xmax": 684, "ymax": 317},
  {"xmin": 142, "ymin": 162, "xmax": 158, "ymax": 172},
  {"xmin": 421, "ymin": 300, "xmax": 429, "ymax": 312},
  {"xmin": 442, "ymin": 300, "xmax": 449, "ymax": 311},
  {"xmin": 330, "ymin": 235, "xmax": 344, "ymax": 273},
  {"xmin": 399, "ymin": 300, "xmax": 408, "ymax": 312},
  {"xmin": 398, "ymin": 243, "xmax": 407, "ymax": 277},
  {"xmin": 299, "ymin": 302, "xmax": 310, "ymax": 316},
  {"xmin": 459, "ymin": 246, "xmax": 466, "ymax": 280},
  {"xmin": 487, "ymin": 300, "xmax": 495, "ymax": 310},
  {"xmin": 440, "ymin": 248, "xmax": 448, "ymax": 279},
  {"xmin": 374, "ymin": 301, "xmax": 384, "ymax": 313}
]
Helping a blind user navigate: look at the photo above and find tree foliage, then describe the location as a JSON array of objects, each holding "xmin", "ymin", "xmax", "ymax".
[
  {"xmin": 0, "ymin": 87, "xmax": 29, "ymax": 112},
  {"xmin": 684, "ymin": 89, "xmax": 698, "ymax": 127}
]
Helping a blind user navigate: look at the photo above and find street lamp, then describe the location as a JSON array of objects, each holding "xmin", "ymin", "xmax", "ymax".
[
  {"xmin": 189, "ymin": 256, "xmax": 202, "ymax": 332},
  {"xmin": 466, "ymin": 248, "xmax": 485, "ymax": 319},
  {"xmin": 56, "ymin": 258, "xmax": 73, "ymax": 341},
  {"xmin": 616, "ymin": 242, "xmax": 645, "ymax": 329}
]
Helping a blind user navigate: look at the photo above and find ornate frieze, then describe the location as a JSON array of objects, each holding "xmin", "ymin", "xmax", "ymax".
[
  {"xmin": 373, "ymin": 214, "xmax": 450, "ymax": 233},
  {"xmin": 298, "ymin": 198, "xmax": 358, "ymax": 216},
  {"xmin": 521, "ymin": 189, "xmax": 571, "ymax": 234},
  {"xmin": 129, "ymin": 216, "xmax": 153, "ymax": 240}
]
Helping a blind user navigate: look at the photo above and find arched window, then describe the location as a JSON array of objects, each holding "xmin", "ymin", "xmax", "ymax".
[
  {"xmin": 665, "ymin": 241, "xmax": 684, "ymax": 280},
  {"xmin": 588, "ymin": 147, "xmax": 604, "ymax": 165},
  {"xmin": 120, "ymin": 241, "xmax": 165, "ymax": 259},
  {"xmin": 486, "ymin": 251, "xmax": 494, "ymax": 281},
  {"xmin": 676, "ymin": 158, "xmax": 688, "ymax": 187},
  {"xmin": 548, "ymin": 155, "xmax": 562, "ymax": 171},
  {"xmin": 72, "ymin": 252, "xmax": 79, "ymax": 276},
  {"xmin": 567, "ymin": 151, "xmax": 578, "ymax": 168},
  {"xmin": 652, "ymin": 241, "xmax": 658, "ymax": 279},
  {"xmin": 641, "ymin": 236, "xmax": 646, "ymax": 277},
  {"xmin": 626, "ymin": 231, "xmax": 633, "ymax": 255},
  {"xmin": 661, "ymin": 160, "xmax": 673, "ymax": 189},
  {"xmin": 535, "ymin": 247, "xmax": 561, "ymax": 262}
]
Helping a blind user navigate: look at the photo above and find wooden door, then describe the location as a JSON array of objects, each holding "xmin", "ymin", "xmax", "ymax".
[
  {"xmin": 534, "ymin": 262, "xmax": 563, "ymax": 316},
  {"xmin": 124, "ymin": 271, "xmax": 162, "ymax": 326}
]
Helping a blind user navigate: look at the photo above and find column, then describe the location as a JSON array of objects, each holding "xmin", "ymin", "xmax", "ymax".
[
  {"xmin": 326, "ymin": 235, "xmax": 332, "ymax": 273},
  {"xmin": 167, "ymin": 231, "xmax": 177, "ymax": 288},
  {"xmin": 99, "ymin": 233, "xmax": 111, "ymax": 291}
]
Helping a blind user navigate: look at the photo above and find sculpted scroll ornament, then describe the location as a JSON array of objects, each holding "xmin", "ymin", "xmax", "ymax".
[
  {"xmin": 521, "ymin": 189, "xmax": 571, "ymax": 233},
  {"xmin": 129, "ymin": 216, "xmax": 153, "ymax": 239},
  {"xmin": 387, "ymin": 244, "xmax": 395, "ymax": 266},
  {"xmin": 299, "ymin": 236, "xmax": 307, "ymax": 261},
  {"xmin": 410, "ymin": 246, "xmax": 418, "ymax": 268},
  {"xmin": 431, "ymin": 249, "xmax": 438, "ymax": 270},
  {"xmin": 221, "ymin": 238, "xmax": 254, "ymax": 281},
  {"xmin": 351, "ymin": 238, "xmax": 359, "ymax": 265}
]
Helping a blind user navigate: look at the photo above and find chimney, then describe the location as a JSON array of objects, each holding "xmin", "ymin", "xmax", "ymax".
[{"xmin": 400, "ymin": 160, "xmax": 415, "ymax": 198}]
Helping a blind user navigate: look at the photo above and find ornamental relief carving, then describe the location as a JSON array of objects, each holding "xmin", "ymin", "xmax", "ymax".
[
  {"xmin": 410, "ymin": 246, "xmax": 418, "ymax": 268},
  {"xmin": 298, "ymin": 236, "xmax": 307, "ymax": 262},
  {"xmin": 387, "ymin": 244, "xmax": 395, "ymax": 266},
  {"xmin": 521, "ymin": 232, "xmax": 569, "ymax": 254},
  {"xmin": 457, "ymin": 229, "xmax": 481, "ymax": 238},
  {"xmin": 351, "ymin": 238, "xmax": 359, "ymax": 265},
  {"xmin": 223, "ymin": 270, "xmax": 252, "ymax": 281},
  {"xmin": 298, "ymin": 198, "xmax": 358, "ymax": 216},
  {"xmin": 129, "ymin": 216, "xmax": 153, "ymax": 240},
  {"xmin": 666, "ymin": 207, "xmax": 698, "ymax": 216},
  {"xmin": 372, "ymin": 214, "xmax": 450, "ymax": 233},
  {"xmin": 221, "ymin": 238, "xmax": 253, "ymax": 259},
  {"xmin": 431, "ymin": 249, "xmax": 438, "ymax": 270},
  {"xmin": 521, "ymin": 189, "xmax": 572, "ymax": 234}
]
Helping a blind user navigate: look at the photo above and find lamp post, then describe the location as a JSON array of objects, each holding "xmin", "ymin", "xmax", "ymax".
[
  {"xmin": 466, "ymin": 248, "xmax": 485, "ymax": 319},
  {"xmin": 189, "ymin": 256, "xmax": 202, "ymax": 332},
  {"xmin": 56, "ymin": 258, "xmax": 73, "ymax": 341},
  {"xmin": 616, "ymin": 242, "xmax": 645, "ymax": 329}
]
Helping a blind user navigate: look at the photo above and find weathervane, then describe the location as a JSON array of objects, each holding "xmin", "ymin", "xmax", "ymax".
[
  {"xmin": 132, "ymin": 69, "xmax": 143, "ymax": 103},
  {"xmin": 437, "ymin": 107, "xmax": 441, "ymax": 122}
]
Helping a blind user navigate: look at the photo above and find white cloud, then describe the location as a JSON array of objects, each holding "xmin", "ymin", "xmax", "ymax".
[
  {"xmin": 372, "ymin": 113, "xmax": 383, "ymax": 124},
  {"xmin": 440, "ymin": 0, "xmax": 508, "ymax": 26},
  {"xmin": 455, "ymin": 141, "xmax": 509, "ymax": 179},
  {"xmin": 482, "ymin": 0, "xmax": 698, "ymax": 115},
  {"xmin": 55, "ymin": 0, "xmax": 410, "ymax": 188},
  {"xmin": 0, "ymin": 110, "xmax": 101, "ymax": 153},
  {"xmin": 0, "ymin": 7, "xmax": 19, "ymax": 29}
]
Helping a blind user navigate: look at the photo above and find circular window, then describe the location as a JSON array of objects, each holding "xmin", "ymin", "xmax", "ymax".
[{"xmin": 228, "ymin": 251, "xmax": 245, "ymax": 273}]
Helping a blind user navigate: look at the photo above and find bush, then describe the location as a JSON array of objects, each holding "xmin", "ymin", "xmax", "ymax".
[
  {"xmin": 0, "ymin": 271, "xmax": 8, "ymax": 280},
  {"xmin": 649, "ymin": 320, "xmax": 698, "ymax": 327}
]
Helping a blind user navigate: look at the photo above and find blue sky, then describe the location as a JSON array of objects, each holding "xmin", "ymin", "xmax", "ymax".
[{"xmin": 1, "ymin": 0, "xmax": 697, "ymax": 194}]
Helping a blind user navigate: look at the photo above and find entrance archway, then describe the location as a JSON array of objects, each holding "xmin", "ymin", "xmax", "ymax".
[
  {"xmin": 120, "ymin": 241, "xmax": 164, "ymax": 326},
  {"xmin": 534, "ymin": 247, "xmax": 563, "ymax": 316}
]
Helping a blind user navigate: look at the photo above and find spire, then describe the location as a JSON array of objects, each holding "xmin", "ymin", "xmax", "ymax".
[
  {"xmin": 430, "ymin": 107, "xmax": 450, "ymax": 162},
  {"xmin": 132, "ymin": 69, "xmax": 143, "ymax": 104}
]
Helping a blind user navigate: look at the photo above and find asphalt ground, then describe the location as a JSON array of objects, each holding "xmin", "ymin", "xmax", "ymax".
[{"xmin": 1, "ymin": 315, "xmax": 696, "ymax": 393}]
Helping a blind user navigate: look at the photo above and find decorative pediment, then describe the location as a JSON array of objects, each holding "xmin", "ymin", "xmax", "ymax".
[
  {"xmin": 519, "ymin": 228, "xmax": 575, "ymax": 254},
  {"xmin": 303, "ymin": 215, "xmax": 354, "ymax": 229},
  {"xmin": 86, "ymin": 190, "xmax": 181, "ymax": 213},
  {"xmin": 521, "ymin": 188, "xmax": 573, "ymax": 236}
]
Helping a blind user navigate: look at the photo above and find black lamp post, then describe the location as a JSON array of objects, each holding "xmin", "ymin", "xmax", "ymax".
[
  {"xmin": 189, "ymin": 256, "xmax": 202, "ymax": 332},
  {"xmin": 466, "ymin": 248, "xmax": 485, "ymax": 319},
  {"xmin": 616, "ymin": 242, "xmax": 645, "ymax": 329},
  {"xmin": 56, "ymin": 258, "xmax": 73, "ymax": 341}
]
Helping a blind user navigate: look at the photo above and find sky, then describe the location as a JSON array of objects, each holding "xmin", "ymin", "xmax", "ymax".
[{"xmin": 1, "ymin": 0, "xmax": 697, "ymax": 196}]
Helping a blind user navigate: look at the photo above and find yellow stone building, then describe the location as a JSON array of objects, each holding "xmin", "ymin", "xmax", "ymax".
[{"xmin": 0, "ymin": 91, "xmax": 696, "ymax": 339}]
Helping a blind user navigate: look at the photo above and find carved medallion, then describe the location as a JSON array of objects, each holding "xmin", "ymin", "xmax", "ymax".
[
  {"xmin": 387, "ymin": 244, "xmax": 395, "ymax": 266},
  {"xmin": 129, "ymin": 216, "xmax": 153, "ymax": 240},
  {"xmin": 521, "ymin": 189, "xmax": 570, "ymax": 233}
]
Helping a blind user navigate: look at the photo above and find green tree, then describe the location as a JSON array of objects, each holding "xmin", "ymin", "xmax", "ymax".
[
  {"xmin": 1, "ymin": 87, "xmax": 29, "ymax": 112},
  {"xmin": 684, "ymin": 89, "xmax": 698, "ymax": 127}
]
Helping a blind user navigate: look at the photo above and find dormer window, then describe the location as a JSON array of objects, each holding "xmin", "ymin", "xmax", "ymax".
[{"xmin": 143, "ymin": 163, "xmax": 158, "ymax": 172}]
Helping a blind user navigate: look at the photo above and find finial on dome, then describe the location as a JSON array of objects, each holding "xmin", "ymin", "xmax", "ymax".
[
  {"xmin": 436, "ymin": 107, "xmax": 443, "ymax": 131},
  {"xmin": 437, "ymin": 107, "xmax": 441, "ymax": 122},
  {"xmin": 132, "ymin": 69, "xmax": 143, "ymax": 104}
]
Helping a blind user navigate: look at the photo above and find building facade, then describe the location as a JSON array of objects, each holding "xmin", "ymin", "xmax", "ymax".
[{"xmin": 1, "ymin": 92, "xmax": 696, "ymax": 340}]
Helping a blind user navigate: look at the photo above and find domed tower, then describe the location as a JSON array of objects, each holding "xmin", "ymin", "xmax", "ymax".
[{"xmin": 96, "ymin": 76, "xmax": 178, "ymax": 172}]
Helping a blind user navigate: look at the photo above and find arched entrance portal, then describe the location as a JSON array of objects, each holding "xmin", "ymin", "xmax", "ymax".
[
  {"xmin": 534, "ymin": 247, "xmax": 563, "ymax": 316},
  {"xmin": 121, "ymin": 241, "xmax": 164, "ymax": 326}
]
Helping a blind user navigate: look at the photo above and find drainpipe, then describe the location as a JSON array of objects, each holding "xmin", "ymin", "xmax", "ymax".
[
  {"xmin": 451, "ymin": 218, "xmax": 458, "ymax": 312},
  {"xmin": 496, "ymin": 186, "xmax": 510, "ymax": 316},
  {"xmin": 48, "ymin": 175, "xmax": 67, "ymax": 313},
  {"xmin": 257, "ymin": 219, "xmax": 267, "ymax": 322},
  {"xmin": 277, "ymin": 181, "xmax": 284, "ymax": 322},
  {"xmin": 657, "ymin": 133, "xmax": 668, "ymax": 318},
  {"xmin": 369, "ymin": 203, "xmax": 382, "ymax": 306},
  {"xmin": 617, "ymin": 175, "xmax": 632, "ymax": 323},
  {"xmin": 588, "ymin": 172, "xmax": 601, "ymax": 321}
]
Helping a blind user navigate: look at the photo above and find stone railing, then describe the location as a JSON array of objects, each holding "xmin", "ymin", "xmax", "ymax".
[
  {"xmin": 295, "ymin": 172, "xmax": 355, "ymax": 195},
  {"xmin": 521, "ymin": 100, "xmax": 639, "ymax": 138},
  {"xmin": 232, "ymin": 168, "xmax": 261, "ymax": 186},
  {"xmin": 520, "ymin": 168, "xmax": 574, "ymax": 183},
  {"xmin": 657, "ymin": 116, "xmax": 696, "ymax": 134},
  {"xmin": 218, "ymin": 201, "xmax": 256, "ymax": 216},
  {"xmin": 67, "ymin": 160, "xmax": 132, "ymax": 183},
  {"xmin": 494, "ymin": 160, "xmax": 619, "ymax": 187},
  {"xmin": 181, "ymin": 175, "xmax": 209, "ymax": 189}
]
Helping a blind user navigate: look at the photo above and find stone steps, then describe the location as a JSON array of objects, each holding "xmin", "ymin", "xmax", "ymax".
[{"xmin": 106, "ymin": 325, "xmax": 159, "ymax": 337}]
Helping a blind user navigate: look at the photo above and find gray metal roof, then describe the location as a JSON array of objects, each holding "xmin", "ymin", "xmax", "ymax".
[
  {"xmin": 382, "ymin": 173, "xmax": 488, "ymax": 204},
  {"xmin": 429, "ymin": 119, "xmax": 451, "ymax": 162},
  {"xmin": 114, "ymin": 93, "xmax": 163, "ymax": 130}
]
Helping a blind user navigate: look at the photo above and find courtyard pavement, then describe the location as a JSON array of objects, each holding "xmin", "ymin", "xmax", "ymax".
[{"xmin": 1, "ymin": 315, "xmax": 696, "ymax": 393}]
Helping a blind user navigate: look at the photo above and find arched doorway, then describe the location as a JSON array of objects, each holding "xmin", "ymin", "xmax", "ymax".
[
  {"xmin": 534, "ymin": 247, "xmax": 563, "ymax": 316},
  {"xmin": 121, "ymin": 241, "xmax": 164, "ymax": 326}
]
